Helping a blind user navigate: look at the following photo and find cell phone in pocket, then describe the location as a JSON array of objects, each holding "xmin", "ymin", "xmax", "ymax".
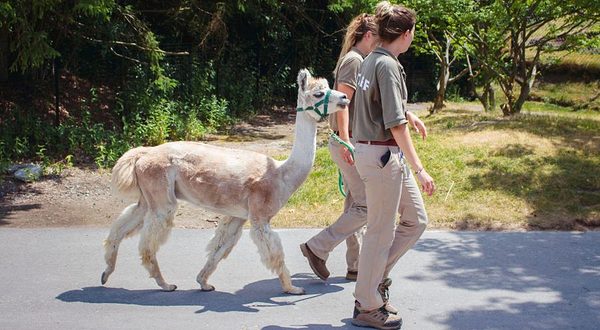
[{"xmin": 379, "ymin": 150, "xmax": 391, "ymax": 167}]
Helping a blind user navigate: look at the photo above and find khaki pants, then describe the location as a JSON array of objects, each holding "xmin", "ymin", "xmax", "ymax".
[
  {"xmin": 353, "ymin": 143, "xmax": 428, "ymax": 311},
  {"xmin": 307, "ymin": 138, "xmax": 427, "ymax": 279},
  {"xmin": 307, "ymin": 136, "xmax": 367, "ymax": 272}
]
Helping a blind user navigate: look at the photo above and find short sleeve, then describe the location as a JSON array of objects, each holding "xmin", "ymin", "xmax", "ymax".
[
  {"xmin": 336, "ymin": 56, "xmax": 361, "ymax": 90},
  {"xmin": 377, "ymin": 59, "xmax": 408, "ymax": 130}
]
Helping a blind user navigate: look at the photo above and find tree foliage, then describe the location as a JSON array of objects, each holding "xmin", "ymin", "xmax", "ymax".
[
  {"xmin": 405, "ymin": 0, "xmax": 474, "ymax": 113},
  {"xmin": 0, "ymin": 0, "xmax": 361, "ymax": 164},
  {"xmin": 453, "ymin": 0, "xmax": 600, "ymax": 115},
  {"xmin": 0, "ymin": 0, "xmax": 598, "ymax": 165}
]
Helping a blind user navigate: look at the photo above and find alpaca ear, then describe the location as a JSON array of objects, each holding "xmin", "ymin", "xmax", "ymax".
[{"xmin": 297, "ymin": 69, "xmax": 312, "ymax": 92}]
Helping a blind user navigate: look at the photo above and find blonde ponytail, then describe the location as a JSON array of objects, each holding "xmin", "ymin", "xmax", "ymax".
[{"xmin": 334, "ymin": 13, "xmax": 377, "ymax": 77}]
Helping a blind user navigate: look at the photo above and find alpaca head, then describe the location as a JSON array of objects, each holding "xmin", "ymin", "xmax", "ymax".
[{"xmin": 296, "ymin": 69, "xmax": 349, "ymax": 121}]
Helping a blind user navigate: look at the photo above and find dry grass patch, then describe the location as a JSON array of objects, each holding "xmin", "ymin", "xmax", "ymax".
[{"xmin": 454, "ymin": 130, "xmax": 558, "ymax": 155}]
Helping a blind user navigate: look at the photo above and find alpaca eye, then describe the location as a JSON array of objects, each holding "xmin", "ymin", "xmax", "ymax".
[{"xmin": 314, "ymin": 92, "xmax": 324, "ymax": 98}]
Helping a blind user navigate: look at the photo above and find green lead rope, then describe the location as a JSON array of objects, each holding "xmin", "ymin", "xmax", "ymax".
[{"xmin": 329, "ymin": 132, "xmax": 355, "ymax": 197}]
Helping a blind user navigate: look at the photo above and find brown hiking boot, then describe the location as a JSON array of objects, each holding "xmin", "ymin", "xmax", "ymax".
[
  {"xmin": 346, "ymin": 270, "xmax": 358, "ymax": 281},
  {"xmin": 300, "ymin": 243, "xmax": 330, "ymax": 280},
  {"xmin": 352, "ymin": 300, "xmax": 402, "ymax": 330},
  {"xmin": 378, "ymin": 278, "xmax": 399, "ymax": 314}
]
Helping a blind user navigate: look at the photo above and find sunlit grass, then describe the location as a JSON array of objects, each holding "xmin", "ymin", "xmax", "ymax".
[
  {"xmin": 483, "ymin": 83, "xmax": 600, "ymax": 119},
  {"xmin": 273, "ymin": 107, "xmax": 600, "ymax": 230},
  {"xmin": 529, "ymin": 81, "xmax": 599, "ymax": 112},
  {"xmin": 272, "ymin": 146, "xmax": 346, "ymax": 227},
  {"xmin": 534, "ymin": 51, "xmax": 600, "ymax": 72}
]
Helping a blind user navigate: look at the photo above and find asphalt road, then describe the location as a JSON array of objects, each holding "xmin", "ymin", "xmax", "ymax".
[{"xmin": 0, "ymin": 228, "xmax": 598, "ymax": 330}]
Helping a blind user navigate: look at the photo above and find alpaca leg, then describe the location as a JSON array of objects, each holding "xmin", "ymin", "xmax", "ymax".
[
  {"xmin": 138, "ymin": 206, "xmax": 177, "ymax": 291},
  {"xmin": 101, "ymin": 202, "xmax": 146, "ymax": 285},
  {"xmin": 196, "ymin": 216, "xmax": 246, "ymax": 291},
  {"xmin": 250, "ymin": 222, "xmax": 305, "ymax": 295}
]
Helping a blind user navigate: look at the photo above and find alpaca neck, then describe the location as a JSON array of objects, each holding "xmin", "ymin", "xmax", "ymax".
[{"xmin": 279, "ymin": 111, "xmax": 317, "ymax": 193}]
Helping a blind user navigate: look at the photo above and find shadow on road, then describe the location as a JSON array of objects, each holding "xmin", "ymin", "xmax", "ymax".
[
  {"xmin": 261, "ymin": 321, "xmax": 354, "ymax": 330},
  {"xmin": 0, "ymin": 202, "xmax": 42, "ymax": 225},
  {"xmin": 57, "ymin": 274, "xmax": 345, "ymax": 314},
  {"xmin": 411, "ymin": 232, "xmax": 600, "ymax": 329}
]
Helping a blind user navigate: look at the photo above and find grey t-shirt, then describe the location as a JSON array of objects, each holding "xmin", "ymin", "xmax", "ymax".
[
  {"xmin": 329, "ymin": 47, "xmax": 365, "ymax": 132},
  {"xmin": 352, "ymin": 47, "xmax": 408, "ymax": 141}
]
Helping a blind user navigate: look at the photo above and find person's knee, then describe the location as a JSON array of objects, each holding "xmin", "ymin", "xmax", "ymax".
[
  {"xmin": 353, "ymin": 205, "xmax": 367, "ymax": 216},
  {"xmin": 399, "ymin": 211, "xmax": 428, "ymax": 232}
]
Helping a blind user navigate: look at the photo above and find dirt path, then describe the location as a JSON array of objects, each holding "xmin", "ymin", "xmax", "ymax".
[
  {"xmin": 0, "ymin": 104, "xmax": 434, "ymax": 229},
  {"xmin": 0, "ymin": 107, "xmax": 327, "ymax": 229}
]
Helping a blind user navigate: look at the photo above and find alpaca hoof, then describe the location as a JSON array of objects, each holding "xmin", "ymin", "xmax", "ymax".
[
  {"xmin": 161, "ymin": 284, "xmax": 177, "ymax": 292},
  {"xmin": 101, "ymin": 272, "xmax": 108, "ymax": 285},
  {"xmin": 200, "ymin": 284, "xmax": 215, "ymax": 292},
  {"xmin": 286, "ymin": 286, "xmax": 305, "ymax": 295}
]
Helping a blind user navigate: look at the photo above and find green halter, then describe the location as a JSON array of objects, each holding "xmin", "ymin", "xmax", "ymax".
[{"xmin": 296, "ymin": 89, "xmax": 331, "ymax": 119}]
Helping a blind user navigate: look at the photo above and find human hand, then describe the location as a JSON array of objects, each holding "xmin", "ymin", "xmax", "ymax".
[
  {"xmin": 407, "ymin": 111, "xmax": 427, "ymax": 140},
  {"xmin": 416, "ymin": 169, "xmax": 435, "ymax": 196},
  {"xmin": 340, "ymin": 141, "xmax": 355, "ymax": 165},
  {"xmin": 412, "ymin": 117, "xmax": 427, "ymax": 140}
]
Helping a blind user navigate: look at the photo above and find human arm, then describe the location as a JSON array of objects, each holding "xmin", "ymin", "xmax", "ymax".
[
  {"xmin": 390, "ymin": 124, "xmax": 435, "ymax": 196},
  {"xmin": 377, "ymin": 58, "xmax": 433, "ymax": 194},
  {"xmin": 336, "ymin": 83, "xmax": 356, "ymax": 165}
]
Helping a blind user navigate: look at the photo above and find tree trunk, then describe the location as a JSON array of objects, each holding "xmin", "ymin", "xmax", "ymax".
[
  {"xmin": 481, "ymin": 87, "xmax": 490, "ymax": 111},
  {"xmin": 514, "ymin": 63, "xmax": 537, "ymax": 114},
  {"xmin": 468, "ymin": 69, "xmax": 495, "ymax": 111},
  {"xmin": 0, "ymin": 24, "xmax": 9, "ymax": 82},
  {"xmin": 488, "ymin": 83, "xmax": 496, "ymax": 110},
  {"xmin": 431, "ymin": 64, "xmax": 449, "ymax": 113},
  {"xmin": 514, "ymin": 84, "xmax": 529, "ymax": 114},
  {"xmin": 254, "ymin": 32, "xmax": 261, "ymax": 110},
  {"xmin": 54, "ymin": 58, "xmax": 60, "ymax": 126}
]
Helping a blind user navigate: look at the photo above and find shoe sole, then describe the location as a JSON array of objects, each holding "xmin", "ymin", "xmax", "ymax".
[
  {"xmin": 351, "ymin": 318, "xmax": 402, "ymax": 330},
  {"xmin": 300, "ymin": 243, "xmax": 328, "ymax": 281}
]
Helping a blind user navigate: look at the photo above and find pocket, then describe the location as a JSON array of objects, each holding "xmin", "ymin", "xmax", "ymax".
[
  {"xmin": 377, "ymin": 148, "xmax": 398, "ymax": 170},
  {"xmin": 379, "ymin": 150, "xmax": 391, "ymax": 168}
]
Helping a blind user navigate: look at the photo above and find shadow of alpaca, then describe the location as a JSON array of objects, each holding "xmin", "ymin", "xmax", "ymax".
[
  {"xmin": 261, "ymin": 320, "xmax": 355, "ymax": 330},
  {"xmin": 56, "ymin": 274, "xmax": 345, "ymax": 314}
]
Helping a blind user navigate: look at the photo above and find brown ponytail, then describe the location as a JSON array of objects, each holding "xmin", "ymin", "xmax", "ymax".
[{"xmin": 374, "ymin": 1, "xmax": 416, "ymax": 44}]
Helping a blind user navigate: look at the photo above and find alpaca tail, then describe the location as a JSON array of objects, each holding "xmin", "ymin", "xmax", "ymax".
[{"xmin": 111, "ymin": 146, "xmax": 151, "ymax": 201}]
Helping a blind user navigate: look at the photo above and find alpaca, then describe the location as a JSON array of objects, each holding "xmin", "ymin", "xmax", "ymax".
[{"xmin": 101, "ymin": 69, "xmax": 349, "ymax": 294}]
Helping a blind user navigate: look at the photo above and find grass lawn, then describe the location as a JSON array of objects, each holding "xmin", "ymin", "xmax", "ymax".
[
  {"xmin": 271, "ymin": 106, "xmax": 600, "ymax": 231},
  {"xmin": 475, "ymin": 81, "xmax": 600, "ymax": 119},
  {"xmin": 529, "ymin": 81, "xmax": 599, "ymax": 113}
]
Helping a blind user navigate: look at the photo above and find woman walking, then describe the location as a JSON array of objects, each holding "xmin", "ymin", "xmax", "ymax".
[
  {"xmin": 300, "ymin": 13, "xmax": 378, "ymax": 282},
  {"xmin": 350, "ymin": 2, "xmax": 434, "ymax": 329},
  {"xmin": 300, "ymin": 8, "xmax": 428, "ymax": 299}
]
